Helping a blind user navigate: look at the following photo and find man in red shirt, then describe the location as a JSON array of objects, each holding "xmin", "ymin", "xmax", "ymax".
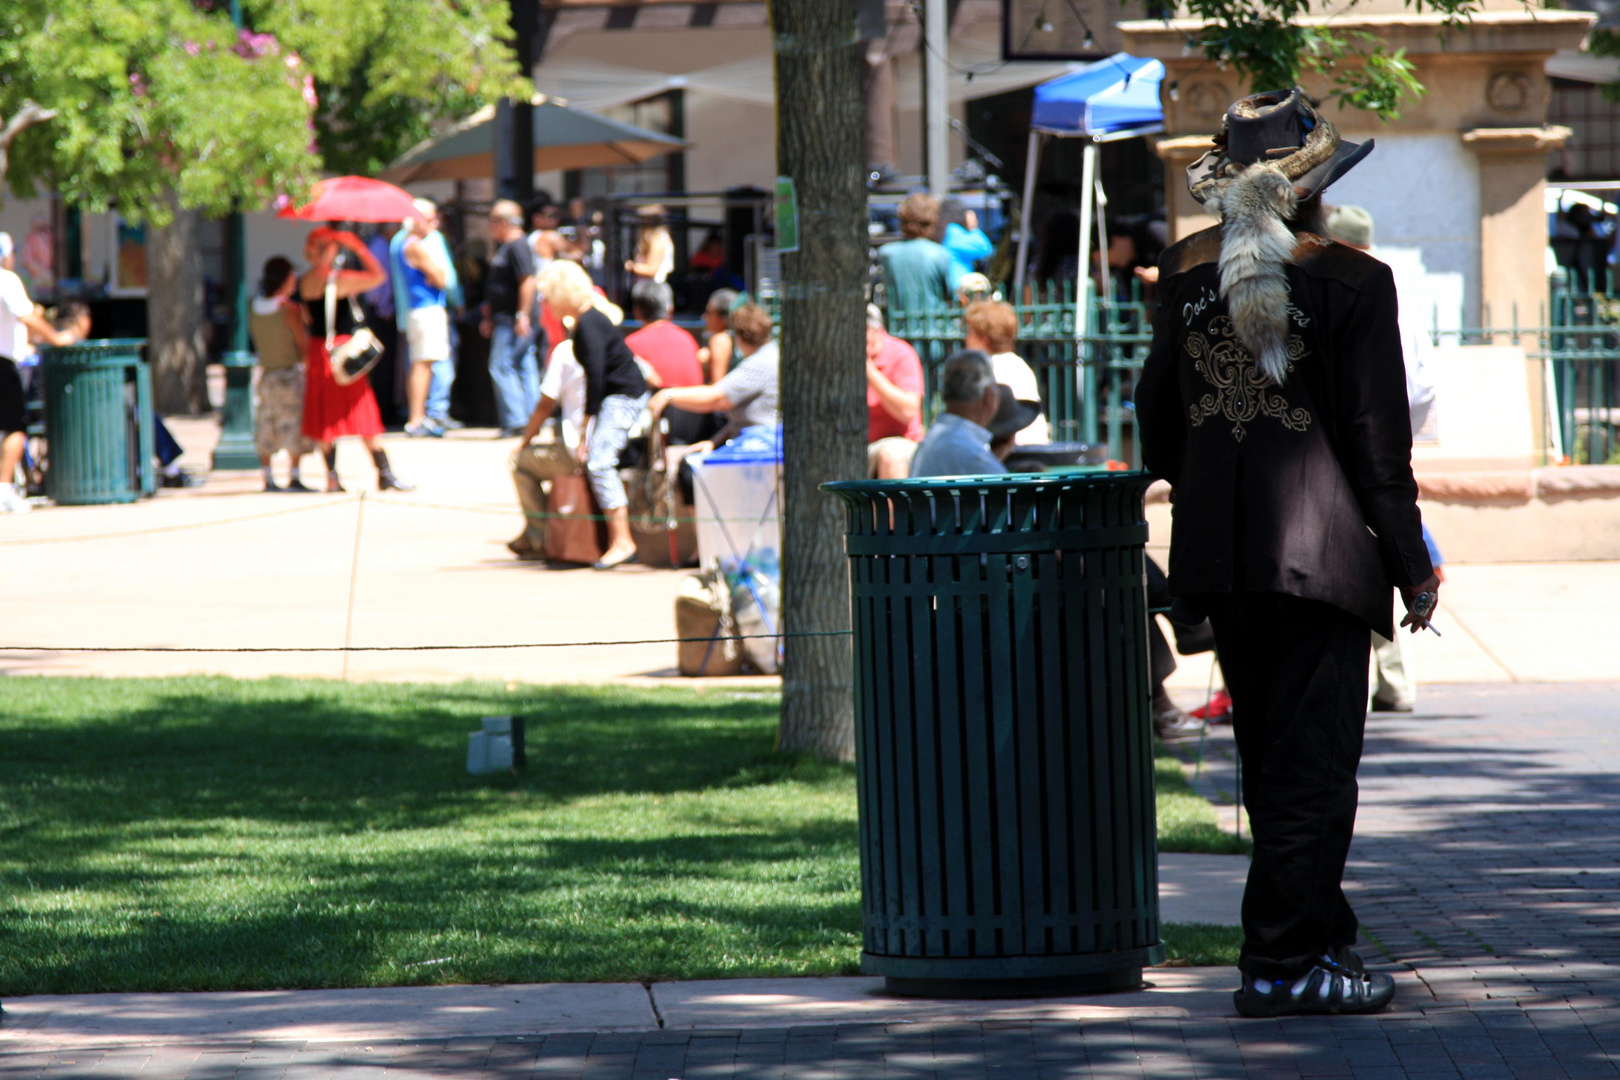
[
  {"xmin": 625, "ymin": 280, "xmax": 702, "ymax": 389},
  {"xmin": 865, "ymin": 305, "xmax": 925, "ymax": 477}
]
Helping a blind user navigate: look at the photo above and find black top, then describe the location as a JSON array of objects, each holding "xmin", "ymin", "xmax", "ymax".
[
  {"xmin": 486, "ymin": 237, "xmax": 536, "ymax": 318},
  {"xmin": 302, "ymin": 288, "xmax": 358, "ymax": 340},
  {"xmin": 1135, "ymin": 227, "xmax": 1432, "ymax": 638},
  {"xmin": 573, "ymin": 306, "xmax": 647, "ymax": 417}
]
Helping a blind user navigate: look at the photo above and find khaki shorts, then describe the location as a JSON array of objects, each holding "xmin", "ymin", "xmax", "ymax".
[
  {"xmin": 868, "ymin": 436, "xmax": 919, "ymax": 478},
  {"xmin": 406, "ymin": 305, "xmax": 450, "ymax": 363},
  {"xmin": 255, "ymin": 366, "xmax": 312, "ymax": 458}
]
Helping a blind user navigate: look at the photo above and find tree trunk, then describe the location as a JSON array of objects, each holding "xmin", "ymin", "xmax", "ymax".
[
  {"xmin": 772, "ymin": 0, "xmax": 868, "ymax": 762},
  {"xmin": 147, "ymin": 191, "xmax": 209, "ymax": 415}
]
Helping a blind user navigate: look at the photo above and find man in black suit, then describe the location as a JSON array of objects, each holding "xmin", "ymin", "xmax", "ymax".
[{"xmin": 1136, "ymin": 88, "xmax": 1441, "ymax": 1018}]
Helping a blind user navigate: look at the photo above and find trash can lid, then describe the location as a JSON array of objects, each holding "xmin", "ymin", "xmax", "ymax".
[
  {"xmin": 695, "ymin": 424, "xmax": 782, "ymax": 466},
  {"xmin": 823, "ymin": 469, "xmax": 1151, "ymax": 497}
]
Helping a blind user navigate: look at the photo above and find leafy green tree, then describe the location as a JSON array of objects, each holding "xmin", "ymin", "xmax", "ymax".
[
  {"xmin": 0, "ymin": 0, "xmax": 521, "ymax": 223},
  {"xmin": 0, "ymin": 0, "xmax": 521, "ymax": 411},
  {"xmin": 1176, "ymin": 0, "xmax": 1488, "ymax": 119},
  {"xmin": 244, "ymin": 0, "xmax": 514, "ymax": 180},
  {"xmin": 0, "ymin": 1, "xmax": 317, "ymax": 224}
]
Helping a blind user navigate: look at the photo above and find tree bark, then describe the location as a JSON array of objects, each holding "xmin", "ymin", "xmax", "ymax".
[
  {"xmin": 147, "ymin": 191, "xmax": 209, "ymax": 415},
  {"xmin": 772, "ymin": 0, "xmax": 868, "ymax": 762}
]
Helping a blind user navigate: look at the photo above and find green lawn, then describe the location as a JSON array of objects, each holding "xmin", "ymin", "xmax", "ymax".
[{"xmin": 0, "ymin": 677, "xmax": 1239, "ymax": 995}]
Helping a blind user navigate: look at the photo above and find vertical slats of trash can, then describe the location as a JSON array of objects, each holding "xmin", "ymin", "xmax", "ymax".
[
  {"xmin": 42, "ymin": 344, "xmax": 146, "ymax": 505},
  {"xmin": 889, "ymin": 500, "xmax": 922, "ymax": 957},
  {"xmin": 1003, "ymin": 486, "xmax": 1040, "ymax": 956},
  {"xmin": 1035, "ymin": 484, "xmax": 1072, "ymax": 954},
  {"xmin": 900, "ymin": 493, "xmax": 945, "ymax": 958},
  {"xmin": 832, "ymin": 472, "xmax": 1160, "ymax": 989},
  {"xmin": 931, "ymin": 504, "xmax": 969, "ymax": 957},
  {"xmin": 851, "ymin": 496, "xmax": 883, "ymax": 957},
  {"xmin": 135, "ymin": 359, "xmax": 156, "ymax": 496}
]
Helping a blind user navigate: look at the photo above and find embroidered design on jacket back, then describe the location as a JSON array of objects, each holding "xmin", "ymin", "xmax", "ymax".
[{"xmin": 1187, "ymin": 315, "xmax": 1313, "ymax": 441}]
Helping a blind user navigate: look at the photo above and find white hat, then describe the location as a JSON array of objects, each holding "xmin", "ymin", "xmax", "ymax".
[{"xmin": 0, "ymin": 233, "xmax": 13, "ymax": 260}]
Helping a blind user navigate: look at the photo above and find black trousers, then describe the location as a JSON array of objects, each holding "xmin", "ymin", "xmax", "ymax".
[{"xmin": 1203, "ymin": 591, "xmax": 1373, "ymax": 980}]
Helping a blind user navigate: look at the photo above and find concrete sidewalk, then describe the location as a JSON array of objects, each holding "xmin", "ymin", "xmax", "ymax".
[
  {"xmin": 0, "ymin": 970, "xmax": 1247, "ymax": 1050},
  {"xmin": 2, "ymin": 418, "xmax": 1614, "ymax": 688}
]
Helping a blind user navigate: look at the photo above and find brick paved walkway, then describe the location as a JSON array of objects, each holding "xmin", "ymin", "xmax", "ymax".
[{"xmin": 5, "ymin": 682, "xmax": 1619, "ymax": 1078}]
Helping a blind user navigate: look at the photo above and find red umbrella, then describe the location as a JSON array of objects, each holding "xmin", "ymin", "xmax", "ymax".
[{"xmin": 277, "ymin": 176, "xmax": 418, "ymax": 223}]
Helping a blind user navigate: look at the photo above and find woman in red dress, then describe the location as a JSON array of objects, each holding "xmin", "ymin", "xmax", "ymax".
[{"xmin": 296, "ymin": 227, "xmax": 413, "ymax": 492}]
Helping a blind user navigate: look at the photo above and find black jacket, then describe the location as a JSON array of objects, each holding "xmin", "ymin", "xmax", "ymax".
[
  {"xmin": 573, "ymin": 306, "xmax": 648, "ymax": 417},
  {"xmin": 1135, "ymin": 227, "xmax": 1432, "ymax": 638}
]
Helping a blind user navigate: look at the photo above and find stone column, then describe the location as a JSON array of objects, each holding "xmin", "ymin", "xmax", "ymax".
[
  {"xmin": 864, "ymin": 51, "xmax": 897, "ymax": 176},
  {"xmin": 1462, "ymin": 125, "xmax": 1570, "ymax": 455},
  {"xmin": 1152, "ymin": 135, "xmax": 1218, "ymax": 243},
  {"xmin": 1463, "ymin": 126, "xmax": 1569, "ymax": 330}
]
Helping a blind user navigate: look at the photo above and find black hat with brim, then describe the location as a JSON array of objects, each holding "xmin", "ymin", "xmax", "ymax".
[
  {"xmin": 988, "ymin": 385, "xmax": 1042, "ymax": 439},
  {"xmin": 1187, "ymin": 87, "xmax": 1373, "ymax": 204}
]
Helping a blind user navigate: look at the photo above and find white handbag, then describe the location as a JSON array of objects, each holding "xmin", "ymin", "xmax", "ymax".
[{"xmin": 324, "ymin": 271, "xmax": 384, "ymax": 387}]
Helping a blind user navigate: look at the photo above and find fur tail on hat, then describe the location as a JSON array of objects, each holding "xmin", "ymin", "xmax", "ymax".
[{"xmin": 1204, "ymin": 163, "xmax": 1297, "ymax": 384}]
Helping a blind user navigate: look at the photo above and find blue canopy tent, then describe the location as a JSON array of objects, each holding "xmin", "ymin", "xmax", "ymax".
[{"xmin": 1012, "ymin": 53, "xmax": 1166, "ymax": 293}]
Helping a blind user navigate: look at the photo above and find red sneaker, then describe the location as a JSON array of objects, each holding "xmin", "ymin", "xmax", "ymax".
[{"xmin": 1190, "ymin": 689, "xmax": 1232, "ymax": 723}]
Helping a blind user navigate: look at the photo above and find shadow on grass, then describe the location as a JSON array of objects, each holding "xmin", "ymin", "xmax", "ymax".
[
  {"xmin": 3, "ymin": 827, "xmax": 865, "ymax": 994},
  {"xmin": 0, "ymin": 678, "xmax": 816, "ymax": 836},
  {"xmin": 0, "ymin": 678, "xmax": 868, "ymax": 993}
]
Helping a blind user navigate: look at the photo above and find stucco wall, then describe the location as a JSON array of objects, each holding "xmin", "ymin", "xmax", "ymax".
[{"xmin": 1327, "ymin": 132, "xmax": 1479, "ymax": 340}]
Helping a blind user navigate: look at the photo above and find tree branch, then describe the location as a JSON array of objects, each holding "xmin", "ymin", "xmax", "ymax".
[{"xmin": 0, "ymin": 100, "xmax": 60, "ymax": 196}]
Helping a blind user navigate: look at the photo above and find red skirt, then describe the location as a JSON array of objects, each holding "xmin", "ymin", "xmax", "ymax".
[{"xmin": 303, "ymin": 336, "xmax": 384, "ymax": 441}]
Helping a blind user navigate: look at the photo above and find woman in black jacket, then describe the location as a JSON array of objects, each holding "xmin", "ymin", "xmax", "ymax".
[{"xmin": 535, "ymin": 260, "xmax": 648, "ymax": 569}]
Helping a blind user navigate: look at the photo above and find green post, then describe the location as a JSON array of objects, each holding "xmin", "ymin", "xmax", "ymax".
[{"xmin": 213, "ymin": 0, "xmax": 260, "ymax": 471}]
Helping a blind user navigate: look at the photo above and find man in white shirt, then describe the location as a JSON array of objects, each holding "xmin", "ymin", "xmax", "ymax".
[
  {"xmin": 0, "ymin": 233, "xmax": 70, "ymax": 513},
  {"xmin": 507, "ymin": 339, "xmax": 587, "ymax": 559}
]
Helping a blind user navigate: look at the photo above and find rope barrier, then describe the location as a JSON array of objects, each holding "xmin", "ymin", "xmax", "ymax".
[
  {"xmin": 0, "ymin": 631, "xmax": 850, "ymax": 654},
  {"xmin": 0, "ymin": 495, "xmax": 360, "ymax": 546},
  {"xmin": 375, "ymin": 494, "xmax": 763, "ymax": 525}
]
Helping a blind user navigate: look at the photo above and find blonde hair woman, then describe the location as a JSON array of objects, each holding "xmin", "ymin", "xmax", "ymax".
[
  {"xmin": 624, "ymin": 204, "xmax": 674, "ymax": 284},
  {"xmin": 535, "ymin": 260, "xmax": 649, "ymax": 569}
]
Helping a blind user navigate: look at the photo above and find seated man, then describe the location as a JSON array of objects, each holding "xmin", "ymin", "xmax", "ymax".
[
  {"xmin": 625, "ymin": 279, "xmax": 716, "ymax": 446},
  {"xmin": 864, "ymin": 304, "xmax": 924, "ymax": 478},
  {"xmin": 506, "ymin": 338, "xmax": 586, "ymax": 560},
  {"xmin": 646, "ymin": 303, "xmax": 778, "ymax": 448},
  {"xmin": 909, "ymin": 349, "xmax": 1005, "ymax": 478},
  {"xmin": 625, "ymin": 280, "xmax": 702, "ymax": 390}
]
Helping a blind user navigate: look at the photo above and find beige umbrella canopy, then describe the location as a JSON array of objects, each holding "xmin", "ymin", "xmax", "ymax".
[{"xmin": 381, "ymin": 96, "xmax": 690, "ymax": 184}]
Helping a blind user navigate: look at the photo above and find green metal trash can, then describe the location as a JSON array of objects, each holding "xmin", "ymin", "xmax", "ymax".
[
  {"xmin": 40, "ymin": 339, "xmax": 155, "ymax": 505},
  {"xmin": 822, "ymin": 471, "xmax": 1162, "ymax": 998}
]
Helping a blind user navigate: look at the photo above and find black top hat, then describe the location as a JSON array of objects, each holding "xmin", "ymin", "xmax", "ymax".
[
  {"xmin": 988, "ymin": 385, "xmax": 1042, "ymax": 440},
  {"xmin": 1188, "ymin": 88, "xmax": 1373, "ymax": 205}
]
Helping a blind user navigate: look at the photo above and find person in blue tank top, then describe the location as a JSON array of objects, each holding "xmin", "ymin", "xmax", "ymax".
[{"xmin": 394, "ymin": 198, "xmax": 455, "ymax": 437}]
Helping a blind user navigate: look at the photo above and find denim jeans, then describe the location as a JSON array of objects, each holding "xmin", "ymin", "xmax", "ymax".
[
  {"xmin": 487, "ymin": 319, "xmax": 539, "ymax": 431},
  {"xmin": 426, "ymin": 321, "xmax": 458, "ymax": 423}
]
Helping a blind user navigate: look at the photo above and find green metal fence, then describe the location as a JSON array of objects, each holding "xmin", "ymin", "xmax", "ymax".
[
  {"xmin": 886, "ymin": 282, "xmax": 1154, "ymax": 466},
  {"xmin": 780, "ymin": 274, "xmax": 1620, "ymax": 471},
  {"xmin": 1427, "ymin": 283, "xmax": 1620, "ymax": 466}
]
